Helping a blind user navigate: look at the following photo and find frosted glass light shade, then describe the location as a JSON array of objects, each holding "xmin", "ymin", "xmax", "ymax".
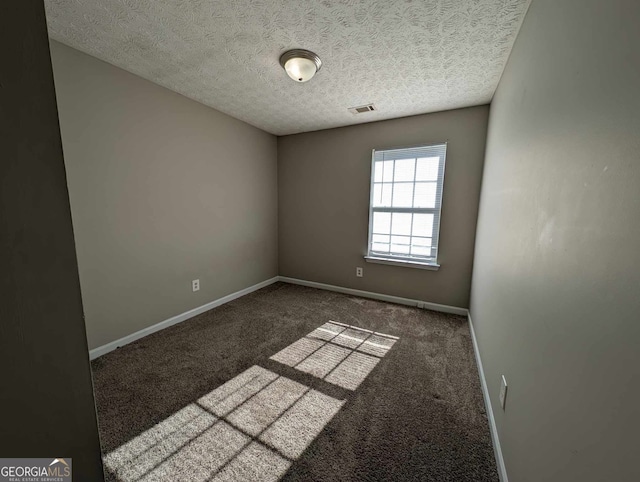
[
  {"xmin": 279, "ymin": 49, "xmax": 322, "ymax": 83},
  {"xmin": 284, "ymin": 57, "xmax": 317, "ymax": 82}
]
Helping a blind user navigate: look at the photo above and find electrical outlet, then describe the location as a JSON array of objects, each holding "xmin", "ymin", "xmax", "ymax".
[
  {"xmin": 499, "ymin": 375, "xmax": 508, "ymax": 409},
  {"xmin": 192, "ymin": 279, "xmax": 200, "ymax": 292},
  {"xmin": 356, "ymin": 267, "xmax": 363, "ymax": 277}
]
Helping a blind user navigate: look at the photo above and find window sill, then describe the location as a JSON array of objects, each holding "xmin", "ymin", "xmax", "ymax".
[{"xmin": 364, "ymin": 256, "xmax": 440, "ymax": 271}]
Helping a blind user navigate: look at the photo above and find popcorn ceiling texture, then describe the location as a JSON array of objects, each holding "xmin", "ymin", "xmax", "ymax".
[{"xmin": 45, "ymin": 0, "xmax": 530, "ymax": 135}]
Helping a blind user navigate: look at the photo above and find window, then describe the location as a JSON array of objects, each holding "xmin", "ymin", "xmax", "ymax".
[{"xmin": 366, "ymin": 143, "xmax": 447, "ymax": 269}]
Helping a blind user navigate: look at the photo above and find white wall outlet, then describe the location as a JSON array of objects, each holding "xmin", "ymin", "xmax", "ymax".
[
  {"xmin": 356, "ymin": 267, "xmax": 363, "ymax": 277},
  {"xmin": 192, "ymin": 279, "xmax": 200, "ymax": 292},
  {"xmin": 499, "ymin": 375, "xmax": 508, "ymax": 409}
]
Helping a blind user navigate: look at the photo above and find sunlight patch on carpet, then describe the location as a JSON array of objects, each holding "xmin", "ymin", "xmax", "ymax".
[
  {"xmin": 105, "ymin": 321, "xmax": 397, "ymax": 481},
  {"xmin": 270, "ymin": 321, "xmax": 398, "ymax": 390},
  {"xmin": 104, "ymin": 365, "xmax": 344, "ymax": 481}
]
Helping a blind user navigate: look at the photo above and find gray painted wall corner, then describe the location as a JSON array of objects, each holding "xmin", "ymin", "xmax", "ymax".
[
  {"xmin": 50, "ymin": 41, "xmax": 279, "ymax": 350},
  {"xmin": 278, "ymin": 106, "xmax": 489, "ymax": 308}
]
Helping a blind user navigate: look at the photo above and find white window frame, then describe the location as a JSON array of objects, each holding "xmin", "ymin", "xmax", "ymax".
[{"xmin": 365, "ymin": 143, "xmax": 447, "ymax": 270}]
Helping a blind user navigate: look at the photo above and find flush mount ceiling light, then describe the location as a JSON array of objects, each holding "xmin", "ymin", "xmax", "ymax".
[{"xmin": 279, "ymin": 49, "xmax": 322, "ymax": 83}]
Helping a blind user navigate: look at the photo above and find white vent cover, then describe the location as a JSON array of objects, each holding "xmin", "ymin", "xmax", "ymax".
[{"xmin": 348, "ymin": 104, "xmax": 377, "ymax": 115}]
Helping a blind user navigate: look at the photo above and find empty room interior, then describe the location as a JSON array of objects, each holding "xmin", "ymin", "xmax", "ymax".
[{"xmin": 2, "ymin": 1, "xmax": 639, "ymax": 481}]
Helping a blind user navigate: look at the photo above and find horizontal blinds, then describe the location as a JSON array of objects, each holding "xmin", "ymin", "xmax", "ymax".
[
  {"xmin": 369, "ymin": 143, "xmax": 447, "ymax": 262},
  {"xmin": 373, "ymin": 144, "xmax": 447, "ymax": 162},
  {"xmin": 372, "ymin": 143, "xmax": 447, "ymax": 213}
]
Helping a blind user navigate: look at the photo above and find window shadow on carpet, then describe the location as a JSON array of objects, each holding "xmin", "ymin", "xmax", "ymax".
[
  {"xmin": 270, "ymin": 321, "xmax": 398, "ymax": 390},
  {"xmin": 103, "ymin": 321, "xmax": 398, "ymax": 481}
]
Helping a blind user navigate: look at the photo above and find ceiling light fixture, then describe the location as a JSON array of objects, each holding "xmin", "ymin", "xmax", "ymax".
[{"xmin": 279, "ymin": 49, "xmax": 322, "ymax": 83}]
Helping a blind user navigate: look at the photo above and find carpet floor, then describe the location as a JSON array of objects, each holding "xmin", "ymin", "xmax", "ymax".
[{"xmin": 91, "ymin": 282, "xmax": 498, "ymax": 482}]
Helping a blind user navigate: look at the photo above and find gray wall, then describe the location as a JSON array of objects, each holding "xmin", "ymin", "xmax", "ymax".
[
  {"xmin": 50, "ymin": 41, "xmax": 278, "ymax": 350},
  {"xmin": 0, "ymin": 2, "xmax": 103, "ymax": 478},
  {"xmin": 470, "ymin": 0, "xmax": 640, "ymax": 481},
  {"xmin": 278, "ymin": 107, "xmax": 488, "ymax": 308}
]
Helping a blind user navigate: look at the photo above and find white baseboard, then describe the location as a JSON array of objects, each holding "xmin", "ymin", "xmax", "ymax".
[
  {"xmin": 278, "ymin": 276, "xmax": 468, "ymax": 316},
  {"xmin": 468, "ymin": 313, "xmax": 508, "ymax": 482},
  {"xmin": 88, "ymin": 276, "xmax": 279, "ymax": 360},
  {"xmin": 89, "ymin": 275, "xmax": 503, "ymax": 478}
]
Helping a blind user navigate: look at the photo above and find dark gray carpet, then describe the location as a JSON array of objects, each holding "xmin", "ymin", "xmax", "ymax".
[{"xmin": 91, "ymin": 282, "xmax": 498, "ymax": 482}]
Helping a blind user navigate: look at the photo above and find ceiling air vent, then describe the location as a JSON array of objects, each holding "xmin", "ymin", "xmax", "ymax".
[{"xmin": 348, "ymin": 104, "xmax": 376, "ymax": 115}]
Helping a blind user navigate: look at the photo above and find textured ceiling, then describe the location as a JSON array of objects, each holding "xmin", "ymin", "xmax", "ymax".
[{"xmin": 45, "ymin": 0, "xmax": 531, "ymax": 136}]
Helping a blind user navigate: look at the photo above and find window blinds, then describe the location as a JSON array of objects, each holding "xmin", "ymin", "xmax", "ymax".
[{"xmin": 367, "ymin": 143, "xmax": 447, "ymax": 264}]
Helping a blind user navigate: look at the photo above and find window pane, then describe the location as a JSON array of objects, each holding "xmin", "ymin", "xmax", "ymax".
[
  {"xmin": 412, "ymin": 213, "xmax": 434, "ymax": 238},
  {"xmin": 372, "ymin": 183, "xmax": 392, "ymax": 207},
  {"xmin": 390, "ymin": 235, "xmax": 411, "ymax": 254},
  {"xmin": 412, "ymin": 237, "xmax": 432, "ymax": 248},
  {"xmin": 382, "ymin": 160, "xmax": 394, "ymax": 182},
  {"xmin": 372, "ymin": 212, "xmax": 391, "ymax": 235},
  {"xmin": 374, "ymin": 161, "xmax": 384, "ymax": 183},
  {"xmin": 391, "ymin": 235, "xmax": 411, "ymax": 245},
  {"xmin": 391, "ymin": 245, "xmax": 411, "ymax": 255},
  {"xmin": 372, "ymin": 234, "xmax": 390, "ymax": 243},
  {"xmin": 372, "ymin": 243, "xmax": 390, "ymax": 253},
  {"xmin": 373, "ymin": 183, "xmax": 381, "ymax": 205},
  {"xmin": 394, "ymin": 158, "xmax": 415, "ymax": 182},
  {"xmin": 416, "ymin": 157, "xmax": 439, "ymax": 181},
  {"xmin": 411, "ymin": 237, "xmax": 432, "ymax": 257},
  {"xmin": 392, "ymin": 182, "xmax": 413, "ymax": 207},
  {"xmin": 414, "ymin": 182, "xmax": 437, "ymax": 208},
  {"xmin": 391, "ymin": 213, "xmax": 412, "ymax": 236},
  {"xmin": 411, "ymin": 245, "xmax": 432, "ymax": 256}
]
